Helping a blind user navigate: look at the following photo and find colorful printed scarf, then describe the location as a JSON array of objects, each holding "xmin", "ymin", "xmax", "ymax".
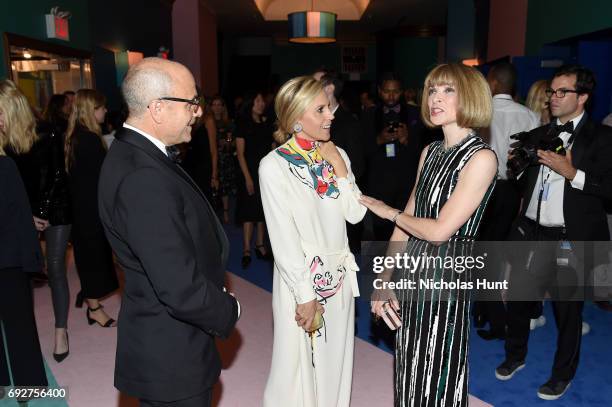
[{"xmin": 276, "ymin": 136, "xmax": 339, "ymax": 199}]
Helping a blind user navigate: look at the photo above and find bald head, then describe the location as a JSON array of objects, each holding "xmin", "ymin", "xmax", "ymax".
[{"xmin": 122, "ymin": 57, "xmax": 193, "ymax": 118}]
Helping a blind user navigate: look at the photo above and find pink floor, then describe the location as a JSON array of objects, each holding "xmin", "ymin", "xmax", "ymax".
[{"xmin": 28, "ymin": 253, "xmax": 491, "ymax": 406}]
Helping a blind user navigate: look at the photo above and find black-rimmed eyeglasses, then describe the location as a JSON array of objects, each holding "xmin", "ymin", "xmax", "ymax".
[
  {"xmin": 545, "ymin": 88, "xmax": 579, "ymax": 98},
  {"xmin": 159, "ymin": 96, "xmax": 202, "ymax": 113}
]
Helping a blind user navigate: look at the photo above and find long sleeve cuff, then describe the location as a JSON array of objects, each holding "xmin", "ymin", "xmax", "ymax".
[
  {"xmin": 293, "ymin": 278, "xmax": 316, "ymax": 304},
  {"xmin": 570, "ymin": 169, "xmax": 585, "ymax": 190},
  {"xmin": 336, "ymin": 176, "xmax": 357, "ymax": 193}
]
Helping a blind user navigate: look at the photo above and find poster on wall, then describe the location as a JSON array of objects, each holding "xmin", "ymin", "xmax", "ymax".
[{"xmin": 341, "ymin": 46, "xmax": 366, "ymax": 75}]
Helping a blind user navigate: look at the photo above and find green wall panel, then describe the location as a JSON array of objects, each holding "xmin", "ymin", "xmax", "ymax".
[
  {"xmin": 394, "ymin": 37, "xmax": 439, "ymax": 90},
  {"xmin": 526, "ymin": 0, "xmax": 612, "ymax": 55}
]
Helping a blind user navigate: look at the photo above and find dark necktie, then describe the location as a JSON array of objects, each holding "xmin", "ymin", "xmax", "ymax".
[
  {"xmin": 165, "ymin": 145, "xmax": 181, "ymax": 163},
  {"xmin": 383, "ymin": 105, "xmax": 401, "ymax": 114}
]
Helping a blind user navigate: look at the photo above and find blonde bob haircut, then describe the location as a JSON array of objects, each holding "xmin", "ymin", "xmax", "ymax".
[
  {"xmin": 65, "ymin": 89, "xmax": 107, "ymax": 171},
  {"xmin": 420, "ymin": 63, "xmax": 492, "ymax": 129},
  {"xmin": 273, "ymin": 76, "xmax": 325, "ymax": 144},
  {"xmin": 0, "ymin": 80, "xmax": 37, "ymax": 156}
]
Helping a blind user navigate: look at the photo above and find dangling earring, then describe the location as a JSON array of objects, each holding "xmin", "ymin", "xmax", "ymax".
[{"xmin": 293, "ymin": 123, "xmax": 303, "ymax": 133}]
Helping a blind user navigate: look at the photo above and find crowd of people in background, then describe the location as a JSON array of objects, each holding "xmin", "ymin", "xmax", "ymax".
[{"xmin": 2, "ymin": 57, "xmax": 612, "ymax": 405}]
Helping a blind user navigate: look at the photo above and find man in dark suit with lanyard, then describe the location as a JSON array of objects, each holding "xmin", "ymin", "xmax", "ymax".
[
  {"xmin": 495, "ymin": 65, "xmax": 612, "ymax": 400},
  {"xmin": 364, "ymin": 73, "xmax": 423, "ymax": 241},
  {"xmin": 98, "ymin": 58, "xmax": 240, "ymax": 407}
]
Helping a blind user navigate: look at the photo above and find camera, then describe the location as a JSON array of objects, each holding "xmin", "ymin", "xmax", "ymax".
[
  {"xmin": 507, "ymin": 130, "xmax": 566, "ymax": 179},
  {"xmin": 386, "ymin": 121, "xmax": 400, "ymax": 132}
]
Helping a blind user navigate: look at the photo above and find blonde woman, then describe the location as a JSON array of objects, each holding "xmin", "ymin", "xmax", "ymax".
[
  {"xmin": 65, "ymin": 89, "xmax": 118, "ymax": 327},
  {"xmin": 361, "ymin": 64, "xmax": 497, "ymax": 406},
  {"xmin": 0, "ymin": 79, "xmax": 48, "ymax": 390},
  {"xmin": 260, "ymin": 76, "xmax": 366, "ymax": 406},
  {"xmin": 526, "ymin": 79, "xmax": 551, "ymax": 125}
]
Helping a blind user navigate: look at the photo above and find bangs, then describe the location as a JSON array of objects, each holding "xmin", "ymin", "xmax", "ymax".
[{"xmin": 425, "ymin": 65, "xmax": 458, "ymax": 89}]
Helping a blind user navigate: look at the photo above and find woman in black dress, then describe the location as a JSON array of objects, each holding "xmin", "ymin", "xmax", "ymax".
[
  {"xmin": 361, "ymin": 64, "xmax": 497, "ymax": 406},
  {"xmin": 235, "ymin": 92, "xmax": 274, "ymax": 268},
  {"xmin": 210, "ymin": 95, "xmax": 238, "ymax": 223},
  {"xmin": 182, "ymin": 92, "xmax": 219, "ymax": 201},
  {"xmin": 65, "ymin": 89, "xmax": 118, "ymax": 327},
  {"xmin": 0, "ymin": 79, "xmax": 48, "ymax": 390}
]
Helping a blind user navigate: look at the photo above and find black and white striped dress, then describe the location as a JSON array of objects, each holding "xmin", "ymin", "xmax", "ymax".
[{"xmin": 395, "ymin": 134, "xmax": 495, "ymax": 407}]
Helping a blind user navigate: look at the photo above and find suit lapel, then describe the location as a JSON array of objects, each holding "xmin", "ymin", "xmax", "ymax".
[
  {"xmin": 115, "ymin": 128, "xmax": 229, "ymax": 259},
  {"xmin": 569, "ymin": 114, "xmax": 592, "ymax": 168}
]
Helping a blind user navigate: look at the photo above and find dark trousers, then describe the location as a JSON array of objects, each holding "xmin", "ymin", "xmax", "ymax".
[
  {"xmin": 44, "ymin": 224, "xmax": 71, "ymax": 328},
  {"xmin": 0, "ymin": 269, "xmax": 48, "ymax": 387},
  {"xmin": 140, "ymin": 388, "xmax": 212, "ymax": 407},
  {"xmin": 504, "ymin": 217, "xmax": 584, "ymax": 381},
  {"xmin": 474, "ymin": 180, "xmax": 521, "ymax": 334}
]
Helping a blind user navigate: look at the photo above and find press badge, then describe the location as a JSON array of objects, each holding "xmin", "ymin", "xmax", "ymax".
[
  {"xmin": 557, "ymin": 240, "xmax": 571, "ymax": 267},
  {"xmin": 385, "ymin": 143, "xmax": 396, "ymax": 158}
]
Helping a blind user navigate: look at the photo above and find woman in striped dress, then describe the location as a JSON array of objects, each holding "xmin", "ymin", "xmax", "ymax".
[{"xmin": 360, "ymin": 64, "xmax": 497, "ymax": 406}]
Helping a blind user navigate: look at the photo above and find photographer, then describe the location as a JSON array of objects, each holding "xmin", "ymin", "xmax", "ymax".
[
  {"xmin": 365, "ymin": 73, "xmax": 423, "ymax": 241},
  {"xmin": 496, "ymin": 65, "xmax": 612, "ymax": 400}
]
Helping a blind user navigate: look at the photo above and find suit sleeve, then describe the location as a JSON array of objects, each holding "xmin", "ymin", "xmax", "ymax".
[
  {"xmin": 336, "ymin": 148, "xmax": 367, "ymax": 224},
  {"xmin": 259, "ymin": 156, "xmax": 315, "ymax": 304},
  {"xmin": 580, "ymin": 126, "xmax": 612, "ymax": 200},
  {"xmin": 115, "ymin": 167, "xmax": 237, "ymax": 338}
]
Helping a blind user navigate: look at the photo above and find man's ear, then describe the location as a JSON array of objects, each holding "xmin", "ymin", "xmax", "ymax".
[
  {"xmin": 148, "ymin": 100, "xmax": 163, "ymax": 124},
  {"xmin": 578, "ymin": 93, "xmax": 589, "ymax": 107}
]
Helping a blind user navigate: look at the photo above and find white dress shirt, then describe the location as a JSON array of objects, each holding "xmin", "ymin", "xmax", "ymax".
[
  {"xmin": 123, "ymin": 123, "xmax": 168, "ymax": 156},
  {"xmin": 525, "ymin": 112, "xmax": 586, "ymax": 227},
  {"xmin": 489, "ymin": 94, "xmax": 540, "ymax": 180}
]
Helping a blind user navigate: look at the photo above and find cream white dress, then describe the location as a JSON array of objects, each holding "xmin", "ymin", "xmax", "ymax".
[{"xmin": 259, "ymin": 137, "xmax": 366, "ymax": 407}]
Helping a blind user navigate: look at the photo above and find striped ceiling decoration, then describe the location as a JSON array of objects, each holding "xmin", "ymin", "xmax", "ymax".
[{"xmin": 288, "ymin": 10, "xmax": 337, "ymax": 43}]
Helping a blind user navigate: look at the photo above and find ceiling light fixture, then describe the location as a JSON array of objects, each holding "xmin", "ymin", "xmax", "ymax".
[
  {"xmin": 288, "ymin": 0, "xmax": 336, "ymax": 44},
  {"xmin": 23, "ymin": 51, "xmax": 32, "ymax": 59}
]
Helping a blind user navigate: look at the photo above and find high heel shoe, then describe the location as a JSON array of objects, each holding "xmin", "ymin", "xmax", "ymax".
[
  {"xmin": 75, "ymin": 291, "xmax": 84, "ymax": 308},
  {"xmin": 241, "ymin": 251, "xmax": 252, "ymax": 269},
  {"xmin": 87, "ymin": 304, "xmax": 116, "ymax": 327},
  {"xmin": 53, "ymin": 333, "xmax": 69, "ymax": 363},
  {"xmin": 255, "ymin": 245, "xmax": 273, "ymax": 261}
]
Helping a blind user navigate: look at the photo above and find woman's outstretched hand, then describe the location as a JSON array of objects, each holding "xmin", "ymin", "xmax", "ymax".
[{"xmin": 359, "ymin": 195, "xmax": 396, "ymax": 220}]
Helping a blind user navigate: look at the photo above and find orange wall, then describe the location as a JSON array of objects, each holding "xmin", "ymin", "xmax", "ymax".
[
  {"xmin": 199, "ymin": 3, "xmax": 219, "ymax": 96},
  {"xmin": 173, "ymin": 0, "xmax": 201, "ymax": 82},
  {"xmin": 487, "ymin": 0, "xmax": 528, "ymax": 61},
  {"xmin": 172, "ymin": 0, "xmax": 219, "ymax": 95}
]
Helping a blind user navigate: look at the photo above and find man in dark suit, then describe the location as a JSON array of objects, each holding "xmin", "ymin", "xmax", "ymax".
[
  {"xmin": 98, "ymin": 58, "xmax": 240, "ymax": 407},
  {"xmin": 320, "ymin": 73, "xmax": 365, "ymax": 181},
  {"xmin": 363, "ymin": 73, "xmax": 424, "ymax": 241},
  {"xmin": 495, "ymin": 65, "xmax": 612, "ymax": 400},
  {"xmin": 319, "ymin": 73, "xmax": 365, "ymax": 253}
]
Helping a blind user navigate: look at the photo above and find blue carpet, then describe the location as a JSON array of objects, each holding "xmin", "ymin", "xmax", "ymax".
[{"xmin": 225, "ymin": 224, "xmax": 612, "ymax": 406}]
